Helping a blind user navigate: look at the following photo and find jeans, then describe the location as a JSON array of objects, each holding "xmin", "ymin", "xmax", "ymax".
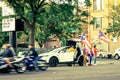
[
  {"xmin": 33, "ymin": 57, "xmax": 39, "ymax": 70},
  {"xmin": 89, "ymin": 55, "xmax": 93, "ymax": 64},
  {"xmin": 83, "ymin": 55, "xmax": 87, "ymax": 66},
  {"xmin": 94, "ymin": 56, "xmax": 97, "ymax": 64}
]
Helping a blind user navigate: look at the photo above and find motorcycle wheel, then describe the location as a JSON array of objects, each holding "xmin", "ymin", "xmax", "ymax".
[
  {"xmin": 27, "ymin": 67, "xmax": 35, "ymax": 71},
  {"xmin": 14, "ymin": 61, "xmax": 26, "ymax": 73},
  {"xmin": 0, "ymin": 67, "xmax": 10, "ymax": 73},
  {"xmin": 39, "ymin": 66, "xmax": 48, "ymax": 71}
]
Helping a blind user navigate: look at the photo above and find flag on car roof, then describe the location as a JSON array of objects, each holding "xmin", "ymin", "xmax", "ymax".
[
  {"xmin": 80, "ymin": 32, "xmax": 92, "ymax": 50},
  {"xmin": 99, "ymin": 30, "xmax": 110, "ymax": 43}
]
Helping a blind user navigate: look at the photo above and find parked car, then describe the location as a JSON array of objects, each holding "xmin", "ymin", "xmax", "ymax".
[
  {"xmin": 38, "ymin": 46, "xmax": 83, "ymax": 67},
  {"xmin": 97, "ymin": 51, "xmax": 105, "ymax": 58},
  {"xmin": 97, "ymin": 51, "xmax": 112, "ymax": 59},
  {"xmin": 113, "ymin": 48, "xmax": 120, "ymax": 60},
  {"xmin": 97, "ymin": 51, "xmax": 108, "ymax": 58}
]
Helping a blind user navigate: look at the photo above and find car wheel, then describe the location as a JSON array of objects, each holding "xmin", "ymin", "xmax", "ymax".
[
  {"xmin": 114, "ymin": 54, "xmax": 119, "ymax": 60},
  {"xmin": 78, "ymin": 55, "xmax": 83, "ymax": 66},
  {"xmin": 67, "ymin": 63, "xmax": 72, "ymax": 66},
  {"xmin": 99, "ymin": 54, "xmax": 103, "ymax": 58},
  {"xmin": 49, "ymin": 57, "xmax": 58, "ymax": 67}
]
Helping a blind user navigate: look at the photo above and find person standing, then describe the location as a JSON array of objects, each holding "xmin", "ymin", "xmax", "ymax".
[
  {"xmin": 73, "ymin": 44, "xmax": 81, "ymax": 66},
  {"xmin": 93, "ymin": 45, "xmax": 98, "ymax": 65},
  {"xmin": 83, "ymin": 45, "xmax": 88, "ymax": 66},
  {"xmin": 88, "ymin": 47, "xmax": 94, "ymax": 66},
  {"xmin": 75, "ymin": 45, "xmax": 81, "ymax": 61}
]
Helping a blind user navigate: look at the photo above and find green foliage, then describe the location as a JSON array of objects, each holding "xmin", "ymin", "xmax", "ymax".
[
  {"xmin": 84, "ymin": 0, "xmax": 92, "ymax": 7},
  {"xmin": 34, "ymin": 1, "xmax": 84, "ymax": 47},
  {"xmin": 6, "ymin": 0, "xmax": 91, "ymax": 47},
  {"xmin": 0, "ymin": 8, "xmax": 9, "ymax": 47},
  {"xmin": 106, "ymin": 4, "xmax": 120, "ymax": 37}
]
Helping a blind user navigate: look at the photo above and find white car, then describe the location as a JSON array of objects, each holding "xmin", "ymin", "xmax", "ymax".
[
  {"xmin": 97, "ymin": 51, "xmax": 107, "ymax": 58},
  {"xmin": 113, "ymin": 48, "xmax": 120, "ymax": 60},
  {"xmin": 97, "ymin": 51, "xmax": 112, "ymax": 59},
  {"xmin": 38, "ymin": 46, "xmax": 83, "ymax": 67}
]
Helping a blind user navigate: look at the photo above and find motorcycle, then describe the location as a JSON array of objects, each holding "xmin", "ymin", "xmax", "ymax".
[
  {"xmin": 0, "ymin": 56, "xmax": 26, "ymax": 73},
  {"xmin": 18, "ymin": 51, "xmax": 48, "ymax": 71}
]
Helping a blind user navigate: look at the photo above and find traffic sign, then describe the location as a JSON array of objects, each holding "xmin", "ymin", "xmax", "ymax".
[
  {"xmin": 2, "ymin": 18, "xmax": 15, "ymax": 31},
  {"xmin": 2, "ymin": 3, "xmax": 15, "ymax": 16}
]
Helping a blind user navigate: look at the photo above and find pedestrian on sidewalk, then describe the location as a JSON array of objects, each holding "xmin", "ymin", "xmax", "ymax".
[
  {"xmin": 73, "ymin": 43, "xmax": 81, "ymax": 66},
  {"xmin": 88, "ymin": 47, "xmax": 94, "ymax": 66},
  {"xmin": 83, "ymin": 45, "xmax": 88, "ymax": 66},
  {"xmin": 93, "ymin": 45, "xmax": 98, "ymax": 65}
]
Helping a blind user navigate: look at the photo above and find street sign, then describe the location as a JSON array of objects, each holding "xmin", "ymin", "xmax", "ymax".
[
  {"xmin": 1, "ymin": 2, "xmax": 15, "ymax": 31},
  {"xmin": 2, "ymin": 3, "xmax": 15, "ymax": 16},
  {"xmin": 2, "ymin": 18, "xmax": 15, "ymax": 31}
]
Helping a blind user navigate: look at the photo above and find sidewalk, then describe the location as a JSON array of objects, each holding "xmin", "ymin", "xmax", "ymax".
[{"xmin": 86, "ymin": 59, "xmax": 119, "ymax": 66}]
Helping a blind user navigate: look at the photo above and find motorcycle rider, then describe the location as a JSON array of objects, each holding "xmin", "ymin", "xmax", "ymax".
[
  {"xmin": 28, "ymin": 44, "xmax": 39, "ymax": 71},
  {"xmin": 7, "ymin": 44, "xmax": 16, "ymax": 56},
  {"xmin": 0, "ymin": 44, "xmax": 15, "ymax": 68}
]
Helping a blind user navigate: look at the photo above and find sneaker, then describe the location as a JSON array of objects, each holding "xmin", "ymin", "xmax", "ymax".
[
  {"xmin": 94, "ymin": 64, "xmax": 97, "ymax": 65},
  {"xmin": 88, "ymin": 64, "xmax": 92, "ymax": 66}
]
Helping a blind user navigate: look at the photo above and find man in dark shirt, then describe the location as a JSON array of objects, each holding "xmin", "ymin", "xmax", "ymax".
[
  {"xmin": 28, "ymin": 44, "xmax": 39, "ymax": 70},
  {"xmin": 0, "ymin": 44, "xmax": 14, "ymax": 67}
]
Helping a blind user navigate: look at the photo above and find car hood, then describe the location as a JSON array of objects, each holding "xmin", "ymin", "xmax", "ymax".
[
  {"xmin": 39, "ymin": 52, "xmax": 56, "ymax": 56},
  {"xmin": 39, "ymin": 53, "xmax": 49, "ymax": 56}
]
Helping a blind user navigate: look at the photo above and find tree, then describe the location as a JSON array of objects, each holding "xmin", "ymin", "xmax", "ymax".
[
  {"xmin": 106, "ymin": 3, "xmax": 120, "ymax": 38},
  {"xmin": 6, "ymin": 0, "xmax": 91, "ymax": 47},
  {"xmin": 34, "ymin": 1, "xmax": 91, "ymax": 47},
  {"xmin": 34, "ymin": 1, "xmax": 81, "ymax": 47},
  {"xmin": 7, "ymin": 0, "xmax": 47, "ymax": 45},
  {"xmin": 84, "ymin": 0, "xmax": 91, "ymax": 7},
  {"xmin": 6, "ymin": 0, "xmax": 79, "ymax": 46}
]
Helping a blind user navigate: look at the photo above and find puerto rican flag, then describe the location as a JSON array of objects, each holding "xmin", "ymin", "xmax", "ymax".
[
  {"xmin": 80, "ymin": 32, "xmax": 92, "ymax": 50},
  {"xmin": 99, "ymin": 30, "xmax": 110, "ymax": 43}
]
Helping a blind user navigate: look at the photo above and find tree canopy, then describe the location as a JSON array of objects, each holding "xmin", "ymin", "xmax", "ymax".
[
  {"xmin": 3, "ymin": 0, "xmax": 91, "ymax": 47},
  {"xmin": 106, "ymin": 3, "xmax": 120, "ymax": 38}
]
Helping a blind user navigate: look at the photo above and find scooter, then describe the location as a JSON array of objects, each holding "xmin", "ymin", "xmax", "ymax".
[
  {"xmin": 18, "ymin": 51, "xmax": 48, "ymax": 71},
  {"xmin": 0, "ymin": 57, "xmax": 26, "ymax": 73}
]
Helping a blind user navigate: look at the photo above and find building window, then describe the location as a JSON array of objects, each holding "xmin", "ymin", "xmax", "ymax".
[
  {"xmin": 93, "ymin": 0, "xmax": 104, "ymax": 11},
  {"xmin": 94, "ymin": 17, "xmax": 102, "ymax": 29}
]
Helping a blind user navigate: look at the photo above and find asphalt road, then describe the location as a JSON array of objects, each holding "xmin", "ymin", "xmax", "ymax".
[{"xmin": 0, "ymin": 59, "xmax": 120, "ymax": 80}]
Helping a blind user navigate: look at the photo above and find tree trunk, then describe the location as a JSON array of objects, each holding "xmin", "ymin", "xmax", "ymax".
[
  {"xmin": 35, "ymin": 39, "xmax": 43, "ymax": 48},
  {"xmin": 29, "ymin": 26, "xmax": 35, "ymax": 45},
  {"xmin": 38, "ymin": 42, "xmax": 43, "ymax": 48}
]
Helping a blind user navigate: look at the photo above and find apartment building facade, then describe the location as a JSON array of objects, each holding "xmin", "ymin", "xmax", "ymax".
[{"xmin": 87, "ymin": 0, "xmax": 120, "ymax": 53}]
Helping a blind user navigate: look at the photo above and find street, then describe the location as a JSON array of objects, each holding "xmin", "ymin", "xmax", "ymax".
[{"xmin": 0, "ymin": 59, "xmax": 120, "ymax": 80}]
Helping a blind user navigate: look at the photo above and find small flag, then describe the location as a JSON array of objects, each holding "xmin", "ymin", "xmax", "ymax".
[
  {"xmin": 80, "ymin": 32, "xmax": 92, "ymax": 50},
  {"xmin": 99, "ymin": 30, "xmax": 110, "ymax": 43}
]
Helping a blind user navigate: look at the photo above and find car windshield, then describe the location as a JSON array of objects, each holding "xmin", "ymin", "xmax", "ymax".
[{"xmin": 48, "ymin": 47, "xmax": 67, "ymax": 53}]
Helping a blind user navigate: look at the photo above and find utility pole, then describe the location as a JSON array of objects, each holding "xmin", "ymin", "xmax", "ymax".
[
  {"xmin": 2, "ymin": 1, "xmax": 17, "ymax": 53},
  {"xmin": 9, "ymin": 31, "xmax": 17, "ymax": 53}
]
